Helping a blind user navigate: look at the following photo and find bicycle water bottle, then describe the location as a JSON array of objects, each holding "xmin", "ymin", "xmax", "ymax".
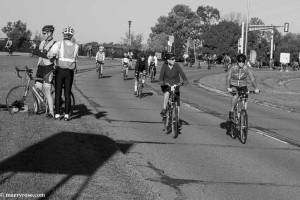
[{"xmin": 36, "ymin": 88, "xmax": 44, "ymax": 99}]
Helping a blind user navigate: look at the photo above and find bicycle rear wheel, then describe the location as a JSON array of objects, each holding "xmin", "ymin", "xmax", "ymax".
[
  {"xmin": 6, "ymin": 86, "xmax": 38, "ymax": 115},
  {"xmin": 230, "ymin": 109, "xmax": 238, "ymax": 139},
  {"xmin": 172, "ymin": 105, "xmax": 179, "ymax": 139},
  {"xmin": 166, "ymin": 108, "xmax": 172, "ymax": 134},
  {"xmin": 239, "ymin": 109, "xmax": 248, "ymax": 144}
]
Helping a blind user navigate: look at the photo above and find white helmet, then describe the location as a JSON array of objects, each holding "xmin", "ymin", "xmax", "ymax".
[{"xmin": 62, "ymin": 26, "xmax": 74, "ymax": 35}]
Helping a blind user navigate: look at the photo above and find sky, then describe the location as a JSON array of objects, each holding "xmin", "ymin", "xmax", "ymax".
[{"xmin": 1, "ymin": 0, "xmax": 300, "ymax": 44}]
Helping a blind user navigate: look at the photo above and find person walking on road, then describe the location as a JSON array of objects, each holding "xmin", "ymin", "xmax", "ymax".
[{"xmin": 48, "ymin": 26, "xmax": 79, "ymax": 121}]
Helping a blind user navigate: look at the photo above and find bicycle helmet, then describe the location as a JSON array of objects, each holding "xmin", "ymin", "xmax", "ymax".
[
  {"xmin": 165, "ymin": 52, "xmax": 175, "ymax": 60},
  {"xmin": 62, "ymin": 26, "xmax": 74, "ymax": 35},
  {"xmin": 236, "ymin": 53, "xmax": 247, "ymax": 63},
  {"xmin": 42, "ymin": 25, "xmax": 55, "ymax": 32}
]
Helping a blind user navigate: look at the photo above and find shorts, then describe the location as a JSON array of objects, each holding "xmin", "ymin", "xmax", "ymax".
[
  {"xmin": 230, "ymin": 85, "xmax": 248, "ymax": 98},
  {"xmin": 96, "ymin": 60, "xmax": 104, "ymax": 65},
  {"xmin": 35, "ymin": 64, "xmax": 54, "ymax": 86},
  {"xmin": 123, "ymin": 62, "xmax": 129, "ymax": 67},
  {"xmin": 161, "ymin": 85, "xmax": 180, "ymax": 106}
]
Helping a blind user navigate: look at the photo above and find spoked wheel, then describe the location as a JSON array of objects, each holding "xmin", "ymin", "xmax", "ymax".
[
  {"xmin": 165, "ymin": 108, "xmax": 172, "ymax": 134},
  {"xmin": 138, "ymin": 82, "xmax": 143, "ymax": 99},
  {"xmin": 239, "ymin": 109, "xmax": 248, "ymax": 144},
  {"xmin": 6, "ymin": 86, "xmax": 39, "ymax": 115},
  {"xmin": 51, "ymin": 90, "xmax": 75, "ymax": 115},
  {"xmin": 172, "ymin": 106, "xmax": 179, "ymax": 139},
  {"xmin": 150, "ymin": 70, "xmax": 154, "ymax": 82},
  {"xmin": 230, "ymin": 111, "xmax": 238, "ymax": 139},
  {"xmin": 123, "ymin": 70, "xmax": 126, "ymax": 80}
]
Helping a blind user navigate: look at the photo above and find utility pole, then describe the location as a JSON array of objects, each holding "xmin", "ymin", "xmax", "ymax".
[
  {"xmin": 128, "ymin": 20, "xmax": 131, "ymax": 47},
  {"xmin": 245, "ymin": 0, "xmax": 250, "ymax": 56}
]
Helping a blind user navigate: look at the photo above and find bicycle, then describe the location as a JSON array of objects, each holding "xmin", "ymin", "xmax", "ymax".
[
  {"xmin": 228, "ymin": 90, "xmax": 257, "ymax": 144},
  {"xmin": 122, "ymin": 63, "xmax": 129, "ymax": 80},
  {"xmin": 136, "ymin": 72, "xmax": 144, "ymax": 99},
  {"xmin": 162, "ymin": 82, "xmax": 183, "ymax": 139},
  {"xmin": 96, "ymin": 61, "xmax": 104, "ymax": 78},
  {"xmin": 6, "ymin": 66, "xmax": 75, "ymax": 116},
  {"xmin": 149, "ymin": 64, "xmax": 155, "ymax": 83}
]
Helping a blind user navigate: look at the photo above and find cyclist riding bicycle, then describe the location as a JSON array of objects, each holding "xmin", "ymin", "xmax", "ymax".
[
  {"xmin": 35, "ymin": 25, "xmax": 56, "ymax": 118},
  {"xmin": 122, "ymin": 52, "xmax": 130, "ymax": 77},
  {"xmin": 134, "ymin": 53, "xmax": 148, "ymax": 96},
  {"xmin": 159, "ymin": 52, "xmax": 188, "ymax": 129},
  {"xmin": 128, "ymin": 49, "xmax": 134, "ymax": 69},
  {"xmin": 148, "ymin": 51, "xmax": 158, "ymax": 78},
  {"xmin": 226, "ymin": 53, "xmax": 260, "ymax": 121},
  {"xmin": 5, "ymin": 38, "xmax": 13, "ymax": 55},
  {"xmin": 96, "ymin": 45, "xmax": 105, "ymax": 76}
]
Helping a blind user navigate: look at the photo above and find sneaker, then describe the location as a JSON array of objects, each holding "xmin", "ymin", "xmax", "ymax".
[
  {"xmin": 160, "ymin": 109, "xmax": 166, "ymax": 117},
  {"xmin": 64, "ymin": 114, "xmax": 70, "ymax": 121},
  {"xmin": 55, "ymin": 114, "xmax": 61, "ymax": 120},
  {"xmin": 46, "ymin": 113, "xmax": 54, "ymax": 119},
  {"xmin": 134, "ymin": 91, "xmax": 137, "ymax": 96}
]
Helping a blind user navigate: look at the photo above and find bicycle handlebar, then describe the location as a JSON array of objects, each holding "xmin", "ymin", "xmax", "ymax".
[
  {"xmin": 231, "ymin": 90, "xmax": 259, "ymax": 95},
  {"xmin": 14, "ymin": 66, "xmax": 43, "ymax": 81}
]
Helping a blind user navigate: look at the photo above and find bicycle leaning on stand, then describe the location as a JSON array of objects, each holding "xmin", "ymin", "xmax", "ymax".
[
  {"xmin": 162, "ymin": 82, "xmax": 183, "ymax": 139},
  {"xmin": 227, "ymin": 89, "xmax": 258, "ymax": 144},
  {"xmin": 6, "ymin": 66, "xmax": 75, "ymax": 116}
]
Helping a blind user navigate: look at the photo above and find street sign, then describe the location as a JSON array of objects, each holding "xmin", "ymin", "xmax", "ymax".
[
  {"xmin": 280, "ymin": 53, "xmax": 290, "ymax": 64},
  {"xmin": 169, "ymin": 35, "xmax": 174, "ymax": 43},
  {"xmin": 284, "ymin": 23, "xmax": 289, "ymax": 32}
]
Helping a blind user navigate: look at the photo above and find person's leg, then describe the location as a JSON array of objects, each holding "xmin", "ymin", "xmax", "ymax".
[
  {"xmin": 100, "ymin": 63, "xmax": 103, "ymax": 74},
  {"xmin": 43, "ymin": 83, "xmax": 54, "ymax": 117},
  {"xmin": 63, "ymin": 69, "xmax": 74, "ymax": 117},
  {"xmin": 134, "ymin": 78, "xmax": 138, "ymax": 95},
  {"xmin": 55, "ymin": 68, "xmax": 64, "ymax": 118},
  {"xmin": 126, "ymin": 67, "xmax": 129, "ymax": 76}
]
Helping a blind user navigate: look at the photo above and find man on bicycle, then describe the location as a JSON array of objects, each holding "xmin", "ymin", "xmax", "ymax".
[
  {"xmin": 223, "ymin": 53, "xmax": 231, "ymax": 71},
  {"xmin": 128, "ymin": 49, "xmax": 134, "ymax": 69},
  {"xmin": 147, "ymin": 51, "xmax": 158, "ymax": 79},
  {"xmin": 5, "ymin": 38, "xmax": 13, "ymax": 55},
  {"xmin": 226, "ymin": 53, "xmax": 260, "ymax": 121},
  {"xmin": 35, "ymin": 25, "xmax": 56, "ymax": 119},
  {"xmin": 134, "ymin": 53, "xmax": 147, "ymax": 96},
  {"xmin": 159, "ymin": 52, "xmax": 188, "ymax": 129},
  {"xmin": 95, "ymin": 45, "xmax": 105, "ymax": 76}
]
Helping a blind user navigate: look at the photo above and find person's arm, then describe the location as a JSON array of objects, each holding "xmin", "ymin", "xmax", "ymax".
[
  {"xmin": 47, "ymin": 42, "xmax": 59, "ymax": 59},
  {"xmin": 103, "ymin": 52, "xmax": 105, "ymax": 61},
  {"xmin": 177, "ymin": 65, "xmax": 188, "ymax": 85},
  {"xmin": 226, "ymin": 66, "xmax": 233, "ymax": 89},
  {"xmin": 147, "ymin": 57, "xmax": 150, "ymax": 66},
  {"xmin": 246, "ymin": 67, "xmax": 259, "ymax": 89}
]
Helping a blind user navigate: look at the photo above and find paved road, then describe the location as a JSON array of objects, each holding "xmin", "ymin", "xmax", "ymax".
[{"xmin": 75, "ymin": 64, "xmax": 300, "ymax": 200}]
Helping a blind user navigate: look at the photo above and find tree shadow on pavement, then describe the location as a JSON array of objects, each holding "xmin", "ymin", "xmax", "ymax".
[{"xmin": 0, "ymin": 131, "xmax": 132, "ymax": 199}]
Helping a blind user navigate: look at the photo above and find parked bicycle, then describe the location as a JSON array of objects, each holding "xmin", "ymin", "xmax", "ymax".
[
  {"xmin": 136, "ymin": 72, "xmax": 144, "ymax": 99},
  {"xmin": 162, "ymin": 82, "xmax": 183, "ymax": 139},
  {"xmin": 6, "ymin": 66, "xmax": 75, "ymax": 116},
  {"xmin": 227, "ymin": 89, "xmax": 257, "ymax": 144}
]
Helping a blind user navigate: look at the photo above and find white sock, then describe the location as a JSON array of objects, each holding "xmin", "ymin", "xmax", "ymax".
[{"xmin": 134, "ymin": 86, "xmax": 137, "ymax": 91}]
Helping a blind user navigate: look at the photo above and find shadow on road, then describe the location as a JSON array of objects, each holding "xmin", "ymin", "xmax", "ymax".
[
  {"xmin": 71, "ymin": 104, "xmax": 94, "ymax": 120},
  {"xmin": 0, "ymin": 131, "xmax": 131, "ymax": 199},
  {"xmin": 99, "ymin": 75, "xmax": 112, "ymax": 79}
]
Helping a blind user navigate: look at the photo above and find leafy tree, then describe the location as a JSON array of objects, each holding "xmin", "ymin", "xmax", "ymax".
[
  {"xmin": 201, "ymin": 20, "xmax": 240, "ymax": 57},
  {"xmin": 222, "ymin": 12, "xmax": 246, "ymax": 25},
  {"xmin": 2, "ymin": 20, "xmax": 32, "ymax": 48},
  {"xmin": 275, "ymin": 33, "xmax": 300, "ymax": 61},
  {"xmin": 120, "ymin": 31, "xmax": 143, "ymax": 50},
  {"xmin": 147, "ymin": 33, "xmax": 168, "ymax": 52}
]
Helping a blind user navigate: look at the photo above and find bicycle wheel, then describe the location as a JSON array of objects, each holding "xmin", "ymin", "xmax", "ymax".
[
  {"xmin": 138, "ymin": 82, "xmax": 143, "ymax": 99},
  {"xmin": 150, "ymin": 70, "xmax": 154, "ymax": 82},
  {"xmin": 166, "ymin": 108, "xmax": 172, "ymax": 134},
  {"xmin": 6, "ymin": 86, "xmax": 39, "ymax": 115},
  {"xmin": 239, "ymin": 109, "xmax": 248, "ymax": 144},
  {"xmin": 172, "ymin": 105, "xmax": 179, "ymax": 139},
  {"xmin": 51, "ymin": 90, "xmax": 75, "ymax": 115},
  {"xmin": 123, "ymin": 70, "xmax": 126, "ymax": 80},
  {"xmin": 230, "ymin": 109, "xmax": 238, "ymax": 139}
]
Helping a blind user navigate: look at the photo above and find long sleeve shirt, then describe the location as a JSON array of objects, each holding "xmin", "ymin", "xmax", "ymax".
[
  {"xmin": 159, "ymin": 63, "xmax": 188, "ymax": 85},
  {"xmin": 96, "ymin": 51, "xmax": 105, "ymax": 61},
  {"xmin": 135, "ymin": 58, "xmax": 148, "ymax": 73},
  {"xmin": 148, "ymin": 56, "xmax": 158, "ymax": 66}
]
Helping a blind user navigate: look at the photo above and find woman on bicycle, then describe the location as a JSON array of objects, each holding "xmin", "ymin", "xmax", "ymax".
[
  {"xmin": 226, "ymin": 53, "xmax": 260, "ymax": 121},
  {"xmin": 159, "ymin": 52, "xmax": 188, "ymax": 128},
  {"xmin": 95, "ymin": 45, "xmax": 105, "ymax": 76},
  {"xmin": 48, "ymin": 26, "xmax": 79, "ymax": 121},
  {"xmin": 147, "ymin": 51, "xmax": 158, "ymax": 79},
  {"xmin": 134, "ymin": 53, "xmax": 148, "ymax": 96},
  {"xmin": 35, "ymin": 25, "xmax": 56, "ymax": 118}
]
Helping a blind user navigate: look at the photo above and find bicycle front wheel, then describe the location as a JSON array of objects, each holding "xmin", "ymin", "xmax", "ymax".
[
  {"xmin": 239, "ymin": 109, "xmax": 248, "ymax": 144},
  {"xmin": 172, "ymin": 105, "xmax": 179, "ymax": 139},
  {"xmin": 138, "ymin": 83, "xmax": 143, "ymax": 99},
  {"xmin": 6, "ymin": 86, "xmax": 38, "ymax": 115}
]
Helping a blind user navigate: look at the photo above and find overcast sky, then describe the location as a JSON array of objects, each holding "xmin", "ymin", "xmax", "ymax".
[{"xmin": 1, "ymin": 0, "xmax": 299, "ymax": 44}]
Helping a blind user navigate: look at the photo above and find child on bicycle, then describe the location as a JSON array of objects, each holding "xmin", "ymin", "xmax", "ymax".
[
  {"xmin": 226, "ymin": 53, "xmax": 260, "ymax": 121},
  {"xmin": 159, "ymin": 52, "xmax": 188, "ymax": 129},
  {"xmin": 95, "ymin": 45, "xmax": 105, "ymax": 76},
  {"xmin": 122, "ymin": 52, "xmax": 130, "ymax": 77},
  {"xmin": 35, "ymin": 25, "xmax": 56, "ymax": 118},
  {"xmin": 134, "ymin": 53, "xmax": 148, "ymax": 96}
]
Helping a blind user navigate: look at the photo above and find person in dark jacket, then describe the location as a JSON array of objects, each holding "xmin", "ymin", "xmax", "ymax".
[
  {"xmin": 159, "ymin": 52, "xmax": 188, "ymax": 128},
  {"xmin": 134, "ymin": 53, "xmax": 148, "ymax": 95}
]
